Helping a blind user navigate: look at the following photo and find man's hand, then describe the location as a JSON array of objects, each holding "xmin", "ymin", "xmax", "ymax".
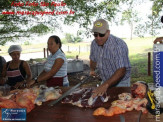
[
  {"xmin": 90, "ymin": 70, "xmax": 97, "ymax": 77},
  {"xmin": 154, "ymin": 37, "xmax": 163, "ymax": 44},
  {"xmin": 92, "ymin": 82, "xmax": 109, "ymax": 98}
]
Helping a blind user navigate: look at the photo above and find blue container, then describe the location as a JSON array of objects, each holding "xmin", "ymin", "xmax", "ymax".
[{"xmin": 153, "ymin": 44, "xmax": 163, "ymax": 87}]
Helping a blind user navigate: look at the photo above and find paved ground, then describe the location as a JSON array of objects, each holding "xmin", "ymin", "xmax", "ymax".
[{"xmin": 3, "ymin": 52, "xmax": 45, "ymax": 62}]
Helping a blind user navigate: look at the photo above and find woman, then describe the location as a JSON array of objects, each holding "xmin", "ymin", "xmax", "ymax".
[
  {"xmin": 0, "ymin": 55, "xmax": 6, "ymax": 85},
  {"xmin": 1, "ymin": 45, "xmax": 32, "ymax": 89},
  {"xmin": 27, "ymin": 35, "xmax": 69, "ymax": 87}
]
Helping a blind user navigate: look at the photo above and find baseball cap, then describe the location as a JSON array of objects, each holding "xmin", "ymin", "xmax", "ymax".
[
  {"xmin": 92, "ymin": 19, "xmax": 109, "ymax": 34},
  {"xmin": 8, "ymin": 45, "xmax": 22, "ymax": 54}
]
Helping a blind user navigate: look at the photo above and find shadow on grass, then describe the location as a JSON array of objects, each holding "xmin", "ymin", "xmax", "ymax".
[
  {"xmin": 144, "ymin": 48, "xmax": 153, "ymax": 52},
  {"xmin": 130, "ymin": 53, "xmax": 153, "ymax": 83}
]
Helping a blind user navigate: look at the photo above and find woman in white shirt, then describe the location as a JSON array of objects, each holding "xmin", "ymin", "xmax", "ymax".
[{"xmin": 27, "ymin": 35, "xmax": 69, "ymax": 87}]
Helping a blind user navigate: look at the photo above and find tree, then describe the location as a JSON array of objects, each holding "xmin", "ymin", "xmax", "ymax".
[
  {"xmin": 64, "ymin": 0, "xmax": 128, "ymax": 36},
  {"xmin": 0, "ymin": 0, "xmax": 163, "ymax": 45},
  {"xmin": 150, "ymin": 0, "xmax": 163, "ymax": 36},
  {"xmin": 120, "ymin": 0, "xmax": 141, "ymax": 40},
  {"xmin": 0, "ymin": 0, "xmax": 127, "ymax": 45},
  {"xmin": 134, "ymin": 15, "xmax": 161, "ymax": 37},
  {"xmin": 121, "ymin": 9, "xmax": 139, "ymax": 40},
  {"xmin": 0, "ymin": 0, "xmax": 63, "ymax": 45},
  {"xmin": 64, "ymin": 33, "xmax": 83, "ymax": 43},
  {"xmin": 151, "ymin": 0, "xmax": 163, "ymax": 16},
  {"xmin": 65, "ymin": 0, "xmax": 162, "ymax": 37},
  {"xmin": 64, "ymin": 33, "xmax": 73, "ymax": 43},
  {"xmin": 134, "ymin": 0, "xmax": 163, "ymax": 37}
]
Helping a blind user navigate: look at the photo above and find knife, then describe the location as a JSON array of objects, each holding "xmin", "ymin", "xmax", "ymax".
[
  {"xmin": 119, "ymin": 115, "xmax": 125, "ymax": 122},
  {"xmin": 48, "ymin": 75, "xmax": 90, "ymax": 106},
  {"xmin": 137, "ymin": 111, "xmax": 142, "ymax": 122}
]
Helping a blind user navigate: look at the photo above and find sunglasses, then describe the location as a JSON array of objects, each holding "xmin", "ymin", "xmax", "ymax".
[{"xmin": 93, "ymin": 33, "xmax": 106, "ymax": 37}]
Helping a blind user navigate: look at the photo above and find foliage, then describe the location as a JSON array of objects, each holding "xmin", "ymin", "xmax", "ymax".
[
  {"xmin": 120, "ymin": 0, "xmax": 140, "ymax": 40},
  {"xmin": 0, "ymin": 0, "xmax": 128, "ymax": 45},
  {"xmin": 64, "ymin": 0, "xmax": 128, "ymax": 36},
  {"xmin": 24, "ymin": 41, "xmax": 31, "ymax": 45},
  {"xmin": 64, "ymin": 33, "xmax": 83, "ymax": 43},
  {"xmin": 150, "ymin": 0, "xmax": 163, "ymax": 16},
  {"xmin": 61, "ymin": 38, "xmax": 67, "ymax": 44},
  {"xmin": 134, "ymin": 0, "xmax": 163, "ymax": 37},
  {"xmin": 0, "ymin": 0, "xmax": 60, "ymax": 45},
  {"xmin": 64, "ymin": 0, "xmax": 122, "ymax": 24},
  {"xmin": 0, "ymin": 0, "xmax": 163, "ymax": 45},
  {"xmin": 29, "ymin": 24, "xmax": 50, "ymax": 34},
  {"xmin": 134, "ymin": 16, "xmax": 162, "ymax": 37}
]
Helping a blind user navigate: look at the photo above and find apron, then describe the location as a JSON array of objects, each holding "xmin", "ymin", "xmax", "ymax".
[{"xmin": 46, "ymin": 75, "xmax": 67, "ymax": 87}]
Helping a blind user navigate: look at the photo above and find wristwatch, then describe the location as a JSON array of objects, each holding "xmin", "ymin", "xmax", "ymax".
[{"xmin": 34, "ymin": 77, "xmax": 38, "ymax": 83}]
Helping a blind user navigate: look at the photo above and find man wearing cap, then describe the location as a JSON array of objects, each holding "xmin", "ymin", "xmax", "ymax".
[
  {"xmin": 1, "ymin": 45, "xmax": 32, "ymax": 89},
  {"xmin": 153, "ymin": 16, "xmax": 163, "ymax": 44},
  {"xmin": 90, "ymin": 19, "xmax": 131, "ymax": 97}
]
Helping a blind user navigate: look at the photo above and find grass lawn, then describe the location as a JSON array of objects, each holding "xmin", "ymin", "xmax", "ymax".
[
  {"xmin": 0, "ymin": 37, "xmax": 156, "ymax": 83},
  {"xmin": 124, "ymin": 37, "xmax": 154, "ymax": 83}
]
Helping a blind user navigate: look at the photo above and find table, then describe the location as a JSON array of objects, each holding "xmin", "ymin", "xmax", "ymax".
[{"xmin": 15, "ymin": 87, "xmax": 163, "ymax": 122}]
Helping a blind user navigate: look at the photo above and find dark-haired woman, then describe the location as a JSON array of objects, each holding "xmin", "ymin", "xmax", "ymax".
[
  {"xmin": 27, "ymin": 35, "xmax": 69, "ymax": 87},
  {"xmin": 1, "ymin": 45, "xmax": 32, "ymax": 89}
]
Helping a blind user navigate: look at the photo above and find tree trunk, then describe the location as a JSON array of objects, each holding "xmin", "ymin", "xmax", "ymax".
[{"xmin": 130, "ymin": 22, "xmax": 133, "ymax": 40}]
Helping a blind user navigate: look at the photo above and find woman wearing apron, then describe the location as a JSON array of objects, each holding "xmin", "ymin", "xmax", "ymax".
[
  {"xmin": 27, "ymin": 35, "xmax": 69, "ymax": 87},
  {"xmin": 1, "ymin": 45, "xmax": 32, "ymax": 89}
]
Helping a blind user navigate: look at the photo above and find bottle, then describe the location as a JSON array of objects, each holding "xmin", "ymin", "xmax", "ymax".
[{"xmin": 153, "ymin": 43, "xmax": 163, "ymax": 87}]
